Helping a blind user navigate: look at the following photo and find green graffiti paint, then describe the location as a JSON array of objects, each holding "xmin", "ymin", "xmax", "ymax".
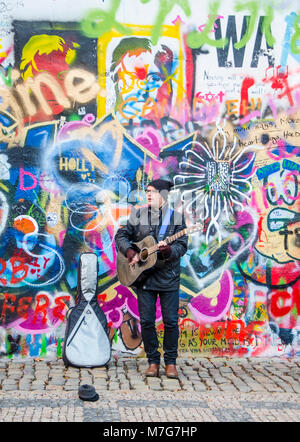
[
  {"xmin": 291, "ymin": 13, "xmax": 300, "ymax": 54},
  {"xmin": 240, "ymin": 225, "xmax": 250, "ymax": 241},
  {"xmin": 113, "ymin": 330, "xmax": 118, "ymax": 343},
  {"xmin": 234, "ymin": 1, "xmax": 259, "ymax": 50},
  {"xmin": 186, "ymin": 1, "xmax": 227, "ymax": 49},
  {"xmin": 187, "ymin": 0, "xmax": 276, "ymax": 50},
  {"xmin": 234, "ymin": 1, "xmax": 275, "ymax": 49},
  {"xmin": 261, "ymin": 5, "xmax": 275, "ymax": 48},
  {"xmin": 40, "ymin": 334, "xmax": 47, "ymax": 357},
  {"xmin": 81, "ymin": 0, "xmax": 191, "ymax": 45},
  {"xmin": 198, "ymin": 242, "xmax": 208, "ymax": 254},
  {"xmin": 80, "ymin": 0, "xmax": 132, "ymax": 38},
  {"xmin": 68, "ymin": 114, "xmax": 81, "ymax": 121},
  {"xmin": 57, "ymin": 338, "xmax": 62, "ymax": 357},
  {"xmin": 146, "ymin": 0, "xmax": 191, "ymax": 45},
  {"xmin": 33, "ymin": 190, "xmax": 46, "ymax": 210},
  {"xmin": 5, "ymin": 335, "xmax": 12, "ymax": 359},
  {"xmin": 0, "ymin": 66, "xmax": 13, "ymax": 87}
]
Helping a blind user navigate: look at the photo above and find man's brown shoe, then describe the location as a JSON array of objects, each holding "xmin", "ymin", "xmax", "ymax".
[
  {"xmin": 165, "ymin": 364, "xmax": 178, "ymax": 378},
  {"xmin": 145, "ymin": 363, "xmax": 160, "ymax": 377}
]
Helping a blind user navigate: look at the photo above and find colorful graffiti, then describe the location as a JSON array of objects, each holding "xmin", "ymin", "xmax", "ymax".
[{"xmin": 0, "ymin": 0, "xmax": 299, "ymax": 360}]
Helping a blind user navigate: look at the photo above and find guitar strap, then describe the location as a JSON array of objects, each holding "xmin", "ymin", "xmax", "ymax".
[{"xmin": 157, "ymin": 208, "xmax": 174, "ymax": 241}]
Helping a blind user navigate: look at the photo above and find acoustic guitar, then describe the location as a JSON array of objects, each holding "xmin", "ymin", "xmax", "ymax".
[{"xmin": 117, "ymin": 223, "xmax": 203, "ymax": 287}]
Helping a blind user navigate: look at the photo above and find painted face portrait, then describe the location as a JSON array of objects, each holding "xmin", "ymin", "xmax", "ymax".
[
  {"xmin": 20, "ymin": 34, "xmax": 79, "ymax": 119},
  {"xmin": 110, "ymin": 37, "xmax": 174, "ymax": 124},
  {"xmin": 253, "ymin": 154, "xmax": 300, "ymax": 263}
]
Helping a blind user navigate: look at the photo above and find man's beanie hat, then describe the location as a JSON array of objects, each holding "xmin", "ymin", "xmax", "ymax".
[{"xmin": 147, "ymin": 179, "xmax": 173, "ymax": 192}]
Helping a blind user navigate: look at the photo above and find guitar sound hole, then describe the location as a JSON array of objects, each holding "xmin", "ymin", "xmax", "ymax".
[{"xmin": 140, "ymin": 248, "xmax": 148, "ymax": 262}]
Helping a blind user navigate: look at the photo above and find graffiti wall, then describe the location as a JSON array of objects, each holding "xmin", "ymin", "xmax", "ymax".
[{"xmin": 0, "ymin": 0, "xmax": 299, "ymax": 360}]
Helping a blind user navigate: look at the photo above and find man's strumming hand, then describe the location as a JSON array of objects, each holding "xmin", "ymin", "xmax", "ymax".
[{"xmin": 126, "ymin": 248, "xmax": 140, "ymax": 266}]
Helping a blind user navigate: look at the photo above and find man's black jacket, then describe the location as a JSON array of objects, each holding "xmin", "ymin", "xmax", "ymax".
[{"xmin": 114, "ymin": 203, "xmax": 188, "ymax": 291}]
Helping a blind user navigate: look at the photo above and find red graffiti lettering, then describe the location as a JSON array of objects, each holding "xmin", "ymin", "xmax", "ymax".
[
  {"xmin": 43, "ymin": 256, "xmax": 51, "ymax": 269},
  {"xmin": 199, "ymin": 320, "xmax": 262, "ymax": 343},
  {"xmin": 52, "ymin": 295, "xmax": 70, "ymax": 321},
  {"xmin": 240, "ymin": 77, "xmax": 255, "ymax": 116},
  {"xmin": 226, "ymin": 320, "xmax": 259, "ymax": 344},
  {"xmin": 16, "ymin": 297, "xmax": 33, "ymax": 319},
  {"xmin": 270, "ymin": 291, "xmax": 292, "ymax": 317},
  {"xmin": 10, "ymin": 256, "xmax": 29, "ymax": 284},
  {"xmin": 178, "ymin": 318, "xmax": 199, "ymax": 330},
  {"xmin": 198, "ymin": 323, "xmax": 209, "ymax": 339},
  {"xmin": 33, "ymin": 294, "xmax": 49, "ymax": 324},
  {"xmin": 0, "ymin": 258, "xmax": 7, "ymax": 285},
  {"xmin": 211, "ymin": 321, "xmax": 226, "ymax": 340},
  {"xmin": 0, "ymin": 293, "xmax": 16, "ymax": 322},
  {"xmin": 30, "ymin": 256, "xmax": 39, "ymax": 267}
]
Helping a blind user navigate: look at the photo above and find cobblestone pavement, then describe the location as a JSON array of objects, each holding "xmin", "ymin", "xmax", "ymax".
[{"xmin": 0, "ymin": 356, "xmax": 299, "ymax": 422}]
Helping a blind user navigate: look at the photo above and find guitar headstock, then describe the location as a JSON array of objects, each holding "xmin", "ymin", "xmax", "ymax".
[{"xmin": 187, "ymin": 222, "xmax": 203, "ymax": 235}]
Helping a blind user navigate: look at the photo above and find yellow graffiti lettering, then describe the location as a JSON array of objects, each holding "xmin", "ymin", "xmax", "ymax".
[{"xmin": 226, "ymin": 99, "xmax": 239, "ymax": 115}]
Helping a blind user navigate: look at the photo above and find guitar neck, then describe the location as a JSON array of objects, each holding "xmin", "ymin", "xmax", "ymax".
[
  {"xmin": 148, "ymin": 228, "xmax": 188, "ymax": 255},
  {"xmin": 166, "ymin": 229, "xmax": 188, "ymax": 245}
]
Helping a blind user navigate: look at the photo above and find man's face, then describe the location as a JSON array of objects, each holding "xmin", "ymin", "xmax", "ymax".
[{"xmin": 146, "ymin": 186, "xmax": 165, "ymax": 209}]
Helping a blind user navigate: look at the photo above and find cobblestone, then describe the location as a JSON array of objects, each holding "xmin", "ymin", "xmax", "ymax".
[{"xmin": 0, "ymin": 356, "xmax": 298, "ymax": 422}]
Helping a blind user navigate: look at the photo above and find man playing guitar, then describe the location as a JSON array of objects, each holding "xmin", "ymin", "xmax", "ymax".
[{"xmin": 115, "ymin": 179, "xmax": 188, "ymax": 379}]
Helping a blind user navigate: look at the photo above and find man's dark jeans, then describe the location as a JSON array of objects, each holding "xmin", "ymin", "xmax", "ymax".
[{"xmin": 136, "ymin": 288, "xmax": 179, "ymax": 365}]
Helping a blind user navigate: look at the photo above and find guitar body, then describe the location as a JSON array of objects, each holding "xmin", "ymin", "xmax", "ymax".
[{"xmin": 117, "ymin": 235, "xmax": 157, "ymax": 287}]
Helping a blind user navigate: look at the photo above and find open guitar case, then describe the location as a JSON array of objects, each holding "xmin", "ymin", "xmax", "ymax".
[{"xmin": 63, "ymin": 252, "xmax": 111, "ymax": 368}]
